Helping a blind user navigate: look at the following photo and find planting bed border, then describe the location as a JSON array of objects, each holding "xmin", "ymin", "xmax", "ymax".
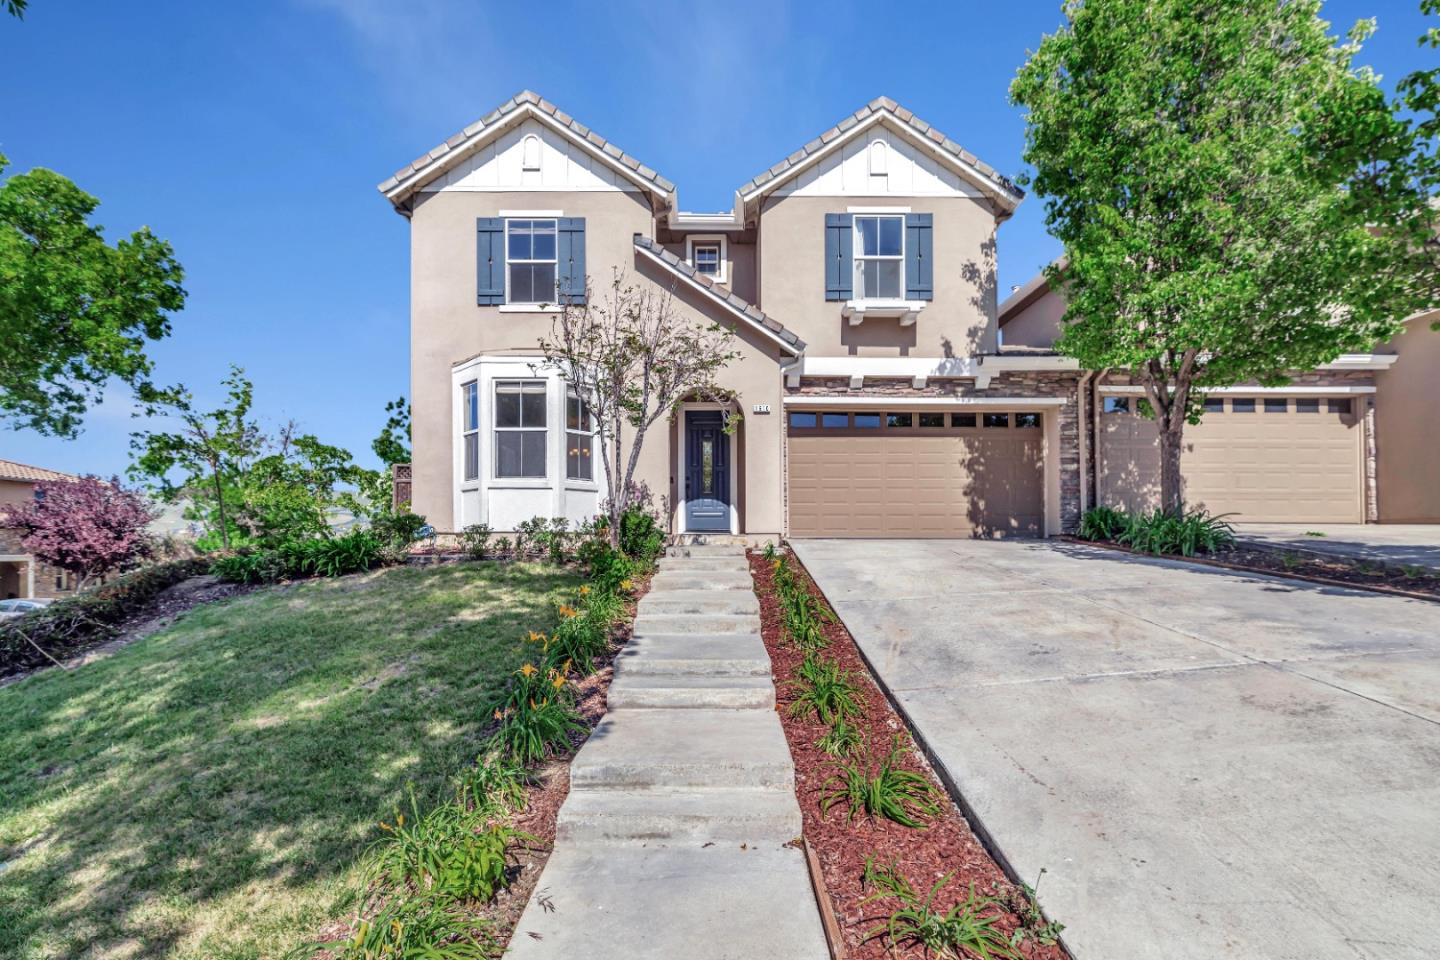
[
  {"xmin": 1063, "ymin": 536, "xmax": 1440, "ymax": 604},
  {"xmin": 749, "ymin": 548, "xmax": 1069, "ymax": 960}
]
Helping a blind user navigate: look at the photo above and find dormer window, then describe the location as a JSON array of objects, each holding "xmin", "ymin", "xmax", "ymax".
[
  {"xmin": 521, "ymin": 134, "xmax": 542, "ymax": 172},
  {"xmin": 685, "ymin": 235, "xmax": 728, "ymax": 284}
]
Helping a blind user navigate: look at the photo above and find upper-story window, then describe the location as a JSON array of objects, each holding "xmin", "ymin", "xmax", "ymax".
[
  {"xmin": 854, "ymin": 215, "xmax": 903, "ymax": 300},
  {"xmin": 506, "ymin": 219, "xmax": 558, "ymax": 304},
  {"xmin": 686, "ymin": 235, "xmax": 728, "ymax": 284}
]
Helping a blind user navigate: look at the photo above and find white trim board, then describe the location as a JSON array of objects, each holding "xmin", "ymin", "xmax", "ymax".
[{"xmin": 1097, "ymin": 385, "xmax": 1377, "ymax": 396}]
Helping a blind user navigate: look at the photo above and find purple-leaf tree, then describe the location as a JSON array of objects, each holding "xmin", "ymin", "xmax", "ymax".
[{"xmin": 1, "ymin": 476, "xmax": 156, "ymax": 590}]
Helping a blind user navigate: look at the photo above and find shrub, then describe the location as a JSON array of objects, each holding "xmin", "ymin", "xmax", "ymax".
[
  {"xmin": 817, "ymin": 718, "xmax": 864, "ymax": 758},
  {"xmin": 1080, "ymin": 505, "xmax": 1236, "ymax": 557},
  {"xmin": 617, "ymin": 505, "xmax": 664, "ymax": 561},
  {"xmin": 861, "ymin": 859, "xmax": 1020, "ymax": 959},
  {"xmin": 210, "ymin": 530, "xmax": 383, "ymax": 585},
  {"xmin": 788, "ymin": 654, "xmax": 865, "ymax": 725},
  {"xmin": 0, "ymin": 557, "xmax": 210, "ymax": 678},
  {"xmin": 458, "ymin": 523, "xmax": 492, "ymax": 560},
  {"xmin": 1077, "ymin": 505, "xmax": 1127, "ymax": 542},
  {"xmin": 514, "ymin": 516, "xmax": 549, "ymax": 559},
  {"xmin": 490, "ymin": 663, "xmax": 586, "ymax": 763},
  {"xmin": 541, "ymin": 517, "xmax": 572, "ymax": 564},
  {"xmin": 454, "ymin": 751, "xmax": 529, "ymax": 819},
  {"xmin": 368, "ymin": 788, "xmax": 530, "ymax": 903},
  {"xmin": 367, "ymin": 509, "xmax": 428, "ymax": 557},
  {"xmin": 291, "ymin": 894, "xmax": 495, "ymax": 960},
  {"xmin": 582, "ymin": 540, "xmax": 636, "ymax": 596},
  {"xmin": 493, "ymin": 536, "xmax": 512, "ymax": 558},
  {"xmin": 821, "ymin": 739, "xmax": 941, "ymax": 829}
]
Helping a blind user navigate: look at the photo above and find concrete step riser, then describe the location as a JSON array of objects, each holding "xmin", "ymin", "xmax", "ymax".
[
  {"xmin": 571, "ymin": 761, "xmax": 795, "ymax": 791},
  {"xmin": 639, "ymin": 597, "xmax": 760, "ymax": 616},
  {"xmin": 608, "ymin": 685, "xmax": 775, "ymax": 710},
  {"xmin": 648, "ymin": 573, "xmax": 755, "ymax": 591},
  {"xmin": 615, "ymin": 657, "xmax": 771, "ymax": 678},
  {"xmin": 634, "ymin": 614, "xmax": 761, "ymax": 635},
  {"xmin": 657, "ymin": 557, "xmax": 752, "ymax": 572},
  {"xmin": 557, "ymin": 808, "xmax": 801, "ymax": 845},
  {"xmin": 665, "ymin": 546, "xmax": 749, "ymax": 558}
]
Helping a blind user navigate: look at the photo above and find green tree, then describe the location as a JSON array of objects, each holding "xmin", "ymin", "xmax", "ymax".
[
  {"xmin": 129, "ymin": 366, "xmax": 262, "ymax": 550},
  {"xmin": 1012, "ymin": 0, "xmax": 1438, "ymax": 514},
  {"xmin": 4, "ymin": 1, "xmax": 27, "ymax": 19},
  {"xmin": 371, "ymin": 397, "xmax": 411, "ymax": 467},
  {"xmin": 0, "ymin": 155, "xmax": 185, "ymax": 437}
]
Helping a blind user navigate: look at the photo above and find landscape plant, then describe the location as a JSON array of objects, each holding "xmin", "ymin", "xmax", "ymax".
[
  {"xmin": 1078, "ymin": 506, "xmax": 1235, "ymax": 557},
  {"xmin": 538, "ymin": 271, "xmax": 741, "ymax": 549},
  {"xmin": 0, "ymin": 153, "xmax": 186, "ymax": 437},
  {"xmin": 454, "ymin": 751, "xmax": 530, "ymax": 819},
  {"xmin": 1012, "ymin": 0, "xmax": 1439, "ymax": 516},
  {"xmin": 0, "ymin": 475, "xmax": 156, "ymax": 590},
  {"xmin": 816, "ymin": 717, "xmax": 863, "ymax": 758},
  {"xmin": 821, "ymin": 738, "xmax": 941, "ymax": 829},
  {"xmin": 861, "ymin": 858, "xmax": 1020, "ymax": 960},
  {"xmin": 787, "ymin": 653, "xmax": 865, "ymax": 725},
  {"xmin": 293, "ymin": 894, "xmax": 496, "ymax": 960},
  {"xmin": 490, "ymin": 662, "xmax": 586, "ymax": 764},
  {"xmin": 459, "ymin": 523, "xmax": 492, "ymax": 560},
  {"xmin": 368, "ymin": 786, "xmax": 531, "ymax": 903}
]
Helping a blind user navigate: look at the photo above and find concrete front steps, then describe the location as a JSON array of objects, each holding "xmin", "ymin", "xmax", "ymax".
[{"xmin": 505, "ymin": 544, "xmax": 827, "ymax": 959}]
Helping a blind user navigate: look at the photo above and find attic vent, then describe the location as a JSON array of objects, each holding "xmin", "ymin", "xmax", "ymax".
[
  {"xmin": 868, "ymin": 140, "xmax": 888, "ymax": 176},
  {"xmin": 521, "ymin": 134, "xmax": 542, "ymax": 172}
]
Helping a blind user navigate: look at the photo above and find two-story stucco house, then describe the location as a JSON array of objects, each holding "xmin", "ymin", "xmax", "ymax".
[
  {"xmin": 381, "ymin": 92, "xmax": 1084, "ymax": 540},
  {"xmin": 0, "ymin": 459, "xmax": 82, "ymax": 599}
]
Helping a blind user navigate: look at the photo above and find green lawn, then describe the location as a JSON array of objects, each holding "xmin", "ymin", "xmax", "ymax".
[{"xmin": 0, "ymin": 561, "xmax": 581, "ymax": 960}]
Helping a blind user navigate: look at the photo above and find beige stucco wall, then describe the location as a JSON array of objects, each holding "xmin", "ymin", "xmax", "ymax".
[
  {"xmin": 757, "ymin": 194, "xmax": 1000, "ymax": 357},
  {"xmin": 1000, "ymin": 284, "xmax": 1065, "ymax": 349},
  {"xmin": 1375, "ymin": 311, "xmax": 1440, "ymax": 522},
  {"xmin": 407, "ymin": 188, "xmax": 786, "ymax": 533}
]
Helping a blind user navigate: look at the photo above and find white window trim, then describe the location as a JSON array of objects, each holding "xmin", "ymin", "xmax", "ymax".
[
  {"xmin": 674, "ymin": 401, "xmax": 738, "ymax": 535},
  {"xmin": 493, "ymin": 379, "xmax": 549, "ymax": 481},
  {"xmin": 852, "ymin": 213, "xmax": 906, "ymax": 305},
  {"xmin": 565, "ymin": 387, "xmax": 597, "ymax": 484},
  {"xmin": 685, "ymin": 234, "xmax": 728, "ymax": 284},
  {"xmin": 461, "ymin": 380, "xmax": 480, "ymax": 482},
  {"xmin": 503, "ymin": 217, "xmax": 559, "ymax": 306}
]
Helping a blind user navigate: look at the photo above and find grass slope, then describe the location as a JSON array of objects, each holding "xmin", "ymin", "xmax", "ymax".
[{"xmin": 0, "ymin": 561, "xmax": 581, "ymax": 960}]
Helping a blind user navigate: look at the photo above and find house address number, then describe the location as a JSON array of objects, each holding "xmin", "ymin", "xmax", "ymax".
[{"xmin": 752, "ymin": 403, "xmax": 771, "ymax": 414}]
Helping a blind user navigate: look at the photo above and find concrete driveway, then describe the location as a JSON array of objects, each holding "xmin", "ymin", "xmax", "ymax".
[{"xmin": 792, "ymin": 539, "xmax": 1440, "ymax": 960}]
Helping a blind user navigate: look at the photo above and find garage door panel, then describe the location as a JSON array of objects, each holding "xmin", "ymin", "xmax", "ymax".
[
  {"xmin": 787, "ymin": 421, "xmax": 1043, "ymax": 538},
  {"xmin": 1098, "ymin": 402, "xmax": 1361, "ymax": 523}
]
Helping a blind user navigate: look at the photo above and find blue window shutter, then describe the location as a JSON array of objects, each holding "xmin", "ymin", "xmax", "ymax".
[
  {"xmin": 905, "ymin": 213, "xmax": 933, "ymax": 301},
  {"xmin": 824, "ymin": 213, "xmax": 853, "ymax": 301},
  {"xmin": 476, "ymin": 218, "xmax": 505, "ymax": 305},
  {"xmin": 558, "ymin": 218, "xmax": 586, "ymax": 303}
]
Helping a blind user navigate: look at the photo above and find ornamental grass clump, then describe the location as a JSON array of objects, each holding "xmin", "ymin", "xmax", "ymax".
[
  {"xmin": 787, "ymin": 653, "xmax": 865, "ymax": 725},
  {"xmin": 816, "ymin": 717, "xmax": 864, "ymax": 758},
  {"xmin": 368, "ymin": 787, "xmax": 532, "ymax": 903},
  {"xmin": 292, "ymin": 893, "xmax": 497, "ymax": 960},
  {"xmin": 821, "ymin": 738, "xmax": 941, "ymax": 829},
  {"xmin": 453, "ymin": 751, "xmax": 530, "ymax": 819},
  {"xmin": 861, "ymin": 858, "xmax": 1020, "ymax": 960}
]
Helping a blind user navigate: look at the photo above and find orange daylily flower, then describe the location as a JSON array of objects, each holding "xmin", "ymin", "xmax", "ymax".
[
  {"xmin": 579, "ymin": 585, "xmax": 591, "ymax": 597},
  {"xmin": 519, "ymin": 662, "xmax": 538, "ymax": 678},
  {"xmin": 558, "ymin": 604, "xmax": 578, "ymax": 619},
  {"xmin": 527, "ymin": 630, "xmax": 546, "ymax": 643}
]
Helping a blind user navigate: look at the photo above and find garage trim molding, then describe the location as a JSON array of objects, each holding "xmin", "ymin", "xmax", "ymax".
[
  {"xmin": 1097, "ymin": 385, "xmax": 1376, "ymax": 396},
  {"xmin": 781, "ymin": 395, "xmax": 1068, "ymax": 407}
]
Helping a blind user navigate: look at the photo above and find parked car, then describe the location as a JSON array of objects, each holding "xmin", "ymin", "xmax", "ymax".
[{"xmin": 0, "ymin": 597, "xmax": 54, "ymax": 620}]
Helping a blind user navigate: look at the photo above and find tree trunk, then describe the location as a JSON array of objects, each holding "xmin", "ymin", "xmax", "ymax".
[
  {"xmin": 1156, "ymin": 420, "xmax": 1185, "ymax": 517},
  {"xmin": 211, "ymin": 463, "xmax": 231, "ymax": 550}
]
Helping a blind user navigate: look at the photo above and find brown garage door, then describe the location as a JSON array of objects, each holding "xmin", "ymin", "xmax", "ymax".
[
  {"xmin": 787, "ymin": 409, "xmax": 1044, "ymax": 538},
  {"xmin": 1099, "ymin": 395, "xmax": 1364, "ymax": 522}
]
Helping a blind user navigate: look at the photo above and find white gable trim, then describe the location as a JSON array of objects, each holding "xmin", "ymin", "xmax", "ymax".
[
  {"xmin": 742, "ymin": 112, "xmax": 1018, "ymax": 210},
  {"xmin": 383, "ymin": 103, "xmax": 666, "ymax": 203}
]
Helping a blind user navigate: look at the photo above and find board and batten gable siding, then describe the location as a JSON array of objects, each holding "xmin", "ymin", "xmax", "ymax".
[
  {"xmin": 766, "ymin": 123, "xmax": 990, "ymax": 199},
  {"xmin": 759, "ymin": 193, "xmax": 1000, "ymax": 357},
  {"xmin": 417, "ymin": 117, "xmax": 642, "ymax": 194},
  {"xmin": 407, "ymin": 189, "xmax": 654, "ymax": 530}
]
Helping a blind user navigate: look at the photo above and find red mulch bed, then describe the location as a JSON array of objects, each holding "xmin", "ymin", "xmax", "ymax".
[
  {"xmin": 1065, "ymin": 537, "xmax": 1440, "ymax": 602},
  {"xmin": 748, "ymin": 550, "xmax": 1068, "ymax": 960}
]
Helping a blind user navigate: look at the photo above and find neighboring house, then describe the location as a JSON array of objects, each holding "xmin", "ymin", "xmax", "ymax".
[
  {"xmin": 0, "ymin": 459, "xmax": 81, "ymax": 599},
  {"xmin": 999, "ymin": 272, "xmax": 1440, "ymax": 524},
  {"xmin": 382, "ymin": 92, "xmax": 1084, "ymax": 540}
]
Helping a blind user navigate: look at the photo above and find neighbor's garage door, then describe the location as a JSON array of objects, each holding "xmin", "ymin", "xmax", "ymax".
[
  {"xmin": 1099, "ymin": 395, "xmax": 1364, "ymax": 522},
  {"xmin": 787, "ymin": 409, "xmax": 1044, "ymax": 538}
]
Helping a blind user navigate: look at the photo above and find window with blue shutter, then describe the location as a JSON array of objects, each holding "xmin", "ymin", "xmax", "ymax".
[
  {"xmin": 557, "ymin": 218, "xmax": 587, "ymax": 304},
  {"xmin": 476, "ymin": 218, "xmax": 505, "ymax": 305},
  {"xmin": 905, "ymin": 213, "xmax": 933, "ymax": 301},
  {"xmin": 824, "ymin": 213, "xmax": 854, "ymax": 301}
]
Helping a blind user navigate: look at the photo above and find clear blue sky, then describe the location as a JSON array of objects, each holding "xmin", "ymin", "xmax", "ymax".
[{"xmin": 1, "ymin": 0, "xmax": 1431, "ymax": 479}]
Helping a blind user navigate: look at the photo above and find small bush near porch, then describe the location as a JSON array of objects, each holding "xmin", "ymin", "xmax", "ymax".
[{"xmin": 0, "ymin": 561, "xmax": 580, "ymax": 959}]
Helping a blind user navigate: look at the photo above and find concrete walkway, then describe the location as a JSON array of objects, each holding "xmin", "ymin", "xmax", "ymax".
[
  {"xmin": 506, "ymin": 544, "xmax": 827, "ymax": 959},
  {"xmin": 794, "ymin": 538, "xmax": 1440, "ymax": 960},
  {"xmin": 1233, "ymin": 522, "xmax": 1440, "ymax": 571}
]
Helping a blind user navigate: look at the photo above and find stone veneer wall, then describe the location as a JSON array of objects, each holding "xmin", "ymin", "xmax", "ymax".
[{"xmin": 783, "ymin": 372, "xmax": 1084, "ymax": 533}]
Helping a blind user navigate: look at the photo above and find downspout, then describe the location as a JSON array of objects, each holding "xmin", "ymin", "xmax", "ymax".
[
  {"xmin": 1089, "ymin": 368, "xmax": 1110, "ymax": 511},
  {"xmin": 778, "ymin": 354, "xmax": 805, "ymax": 542},
  {"xmin": 1077, "ymin": 369, "xmax": 1095, "ymax": 517}
]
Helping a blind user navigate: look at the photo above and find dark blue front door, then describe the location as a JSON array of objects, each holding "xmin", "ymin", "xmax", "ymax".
[{"xmin": 685, "ymin": 411, "xmax": 729, "ymax": 532}]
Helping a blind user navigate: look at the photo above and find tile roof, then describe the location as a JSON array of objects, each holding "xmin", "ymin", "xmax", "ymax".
[
  {"xmin": 736, "ymin": 96, "xmax": 1025, "ymax": 205},
  {"xmin": 0, "ymin": 459, "xmax": 79, "ymax": 484},
  {"xmin": 378, "ymin": 90, "xmax": 676, "ymax": 201},
  {"xmin": 632, "ymin": 235, "xmax": 806, "ymax": 354}
]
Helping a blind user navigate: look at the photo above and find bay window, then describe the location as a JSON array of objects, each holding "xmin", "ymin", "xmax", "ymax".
[
  {"xmin": 567, "ymin": 388, "xmax": 594, "ymax": 481},
  {"xmin": 495, "ymin": 380, "xmax": 547, "ymax": 478},
  {"xmin": 461, "ymin": 380, "xmax": 479, "ymax": 481}
]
